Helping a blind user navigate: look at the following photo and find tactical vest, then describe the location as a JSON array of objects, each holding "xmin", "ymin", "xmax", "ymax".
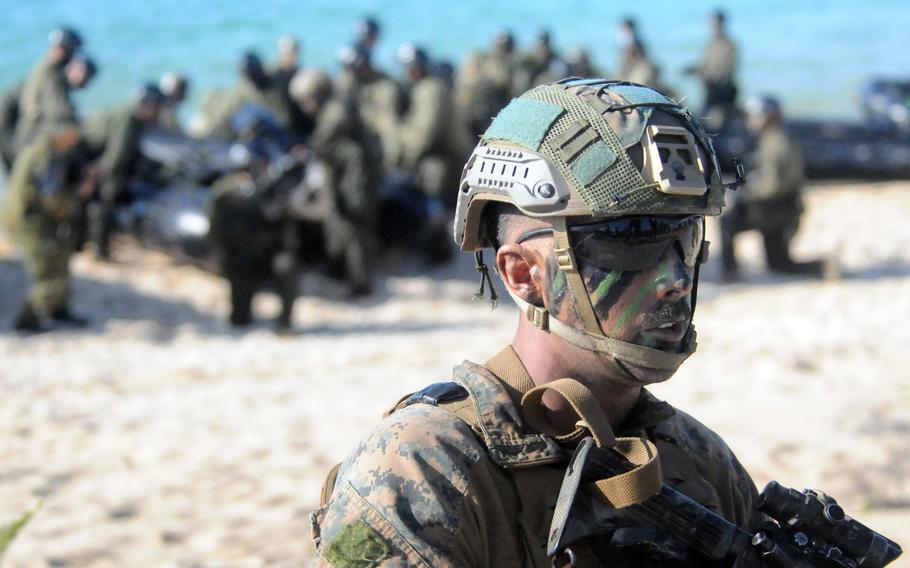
[{"xmin": 318, "ymin": 346, "xmax": 741, "ymax": 567}]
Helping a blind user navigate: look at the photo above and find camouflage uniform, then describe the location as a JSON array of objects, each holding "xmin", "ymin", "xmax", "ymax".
[
  {"xmin": 203, "ymin": 77, "xmax": 292, "ymax": 140},
  {"xmin": 397, "ymin": 75, "xmax": 460, "ymax": 207},
  {"xmin": 698, "ymin": 34, "xmax": 738, "ymax": 117},
  {"xmin": 15, "ymin": 56, "xmax": 76, "ymax": 150},
  {"xmin": 1, "ymin": 133, "xmax": 84, "ymax": 319},
  {"xmin": 455, "ymin": 47, "xmax": 515, "ymax": 138},
  {"xmin": 82, "ymin": 105, "xmax": 146, "ymax": 258},
  {"xmin": 311, "ymin": 96, "xmax": 382, "ymax": 293},
  {"xmin": 721, "ymin": 124, "xmax": 815, "ymax": 275},
  {"xmin": 354, "ymin": 73, "xmax": 405, "ymax": 172},
  {"xmin": 312, "ymin": 346, "xmax": 758, "ymax": 567}
]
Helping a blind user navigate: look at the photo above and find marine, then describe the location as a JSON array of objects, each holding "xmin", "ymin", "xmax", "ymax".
[
  {"xmin": 687, "ymin": 10, "xmax": 739, "ymax": 129},
  {"xmin": 82, "ymin": 83, "xmax": 164, "ymax": 259},
  {"xmin": 157, "ymin": 72, "xmax": 190, "ymax": 134},
  {"xmin": 720, "ymin": 95, "xmax": 828, "ymax": 279},
  {"xmin": 3, "ymin": 54, "xmax": 97, "ymax": 173},
  {"xmin": 312, "ymin": 80, "xmax": 759, "ymax": 566},
  {"xmin": 291, "ymin": 68, "xmax": 382, "ymax": 297},
  {"xmin": 2, "ymin": 127, "xmax": 93, "ymax": 333},
  {"xmin": 15, "ymin": 27, "xmax": 84, "ymax": 151},
  {"xmin": 395, "ymin": 44, "xmax": 463, "ymax": 208},
  {"xmin": 455, "ymin": 30, "xmax": 517, "ymax": 138},
  {"xmin": 206, "ymin": 145, "xmax": 302, "ymax": 332}
]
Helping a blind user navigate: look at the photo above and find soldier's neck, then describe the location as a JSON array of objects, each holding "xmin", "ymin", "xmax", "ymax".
[{"xmin": 512, "ymin": 318, "xmax": 641, "ymax": 433}]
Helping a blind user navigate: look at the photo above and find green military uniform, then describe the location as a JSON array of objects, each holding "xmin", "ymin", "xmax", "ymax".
[
  {"xmin": 204, "ymin": 79, "xmax": 272, "ymax": 140},
  {"xmin": 15, "ymin": 56, "xmax": 76, "ymax": 150},
  {"xmin": 82, "ymin": 105, "xmax": 145, "ymax": 258},
  {"xmin": 310, "ymin": 96, "xmax": 382, "ymax": 293},
  {"xmin": 312, "ymin": 346, "xmax": 758, "ymax": 567},
  {"xmin": 0, "ymin": 82, "xmax": 24, "ymax": 171},
  {"xmin": 397, "ymin": 75, "xmax": 461, "ymax": 207},
  {"xmin": 455, "ymin": 48, "xmax": 515, "ymax": 138},
  {"xmin": 156, "ymin": 101, "xmax": 182, "ymax": 134},
  {"xmin": 354, "ymin": 74, "xmax": 405, "ymax": 172},
  {"xmin": 1, "ymin": 133, "xmax": 84, "ymax": 322},
  {"xmin": 721, "ymin": 124, "xmax": 818, "ymax": 276}
]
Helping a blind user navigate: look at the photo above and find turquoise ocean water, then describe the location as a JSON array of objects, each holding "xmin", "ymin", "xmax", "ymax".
[{"xmin": 1, "ymin": 0, "xmax": 908, "ymax": 121}]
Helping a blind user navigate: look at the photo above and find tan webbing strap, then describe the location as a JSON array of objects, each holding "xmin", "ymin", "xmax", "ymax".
[
  {"xmin": 320, "ymin": 462, "xmax": 343, "ymax": 507},
  {"xmin": 521, "ymin": 379, "xmax": 616, "ymax": 449},
  {"xmin": 520, "ymin": 378, "xmax": 661, "ymax": 509},
  {"xmin": 551, "ymin": 217, "xmax": 603, "ymax": 336},
  {"xmin": 505, "ymin": 287, "xmax": 694, "ymax": 371}
]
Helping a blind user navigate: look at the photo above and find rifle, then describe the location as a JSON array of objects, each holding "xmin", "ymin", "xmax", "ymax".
[{"xmin": 549, "ymin": 437, "xmax": 902, "ymax": 567}]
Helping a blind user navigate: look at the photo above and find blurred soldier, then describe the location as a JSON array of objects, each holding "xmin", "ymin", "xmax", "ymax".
[
  {"xmin": 2, "ymin": 54, "xmax": 97, "ymax": 173},
  {"xmin": 82, "ymin": 83, "xmax": 164, "ymax": 259},
  {"xmin": 336, "ymin": 45, "xmax": 404, "ymax": 172},
  {"xmin": 615, "ymin": 17, "xmax": 641, "ymax": 80},
  {"xmin": 2, "ymin": 127, "xmax": 94, "ymax": 332},
  {"xmin": 291, "ymin": 69, "xmax": 381, "ymax": 296},
  {"xmin": 617, "ymin": 40, "xmax": 661, "ymax": 89},
  {"xmin": 205, "ymin": 52, "xmax": 294, "ymax": 139},
  {"xmin": 268, "ymin": 36, "xmax": 311, "ymax": 138},
  {"xmin": 687, "ymin": 9, "xmax": 739, "ymax": 129},
  {"xmin": 353, "ymin": 16, "xmax": 381, "ymax": 58},
  {"xmin": 513, "ymin": 31, "xmax": 559, "ymax": 94},
  {"xmin": 721, "ymin": 96, "xmax": 827, "ymax": 279},
  {"xmin": 396, "ymin": 43, "xmax": 462, "ymax": 208},
  {"xmin": 456, "ymin": 30, "xmax": 517, "ymax": 137},
  {"xmin": 565, "ymin": 47, "xmax": 604, "ymax": 78},
  {"xmin": 158, "ymin": 72, "xmax": 189, "ymax": 133},
  {"xmin": 15, "ymin": 27, "xmax": 84, "ymax": 150},
  {"xmin": 313, "ymin": 80, "xmax": 759, "ymax": 566},
  {"xmin": 207, "ymin": 144, "xmax": 302, "ymax": 331}
]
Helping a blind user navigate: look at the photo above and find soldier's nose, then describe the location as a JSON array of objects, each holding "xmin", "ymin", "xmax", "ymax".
[{"xmin": 655, "ymin": 246, "xmax": 693, "ymax": 301}]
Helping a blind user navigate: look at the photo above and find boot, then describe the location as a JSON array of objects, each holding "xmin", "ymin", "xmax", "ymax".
[
  {"xmin": 13, "ymin": 304, "xmax": 48, "ymax": 334},
  {"xmin": 50, "ymin": 306, "xmax": 89, "ymax": 327}
]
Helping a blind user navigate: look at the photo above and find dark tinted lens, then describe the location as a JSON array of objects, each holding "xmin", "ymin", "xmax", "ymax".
[{"xmin": 570, "ymin": 216, "xmax": 704, "ymax": 270}]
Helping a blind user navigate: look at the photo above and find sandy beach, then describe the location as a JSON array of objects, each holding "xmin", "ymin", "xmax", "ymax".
[{"xmin": 1, "ymin": 180, "xmax": 908, "ymax": 567}]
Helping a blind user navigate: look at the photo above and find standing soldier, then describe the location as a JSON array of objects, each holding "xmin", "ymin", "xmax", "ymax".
[
  {"xmin": 15, "ymin": 27, "xmax": 84, "ymax": 151},
  {"xmin": 353, "ymin": 17, "xmax": 381, "ymax": 59},
  {"xmin": 456, "ymin": 30, "xmax": 517, "ymax": 138},
  {"xmin": 2, "ymin": 54, "xmax": 97, "ymax": 173},
  {"xmin": 615, "ymin": 17, "xmax": 641, "ymax": 80},
  {"xmin": 207, "ymin": 144, "xmax": 303, "ymax": 331},
  {"xmin": 157, "ymin": 72, "xmax": 190, "ymax": 133},
  {"xmin": 396, "ymin": 44, "xmax": 462, "ymax": 208},
  {"xmin": 512, "ymin": 31, "xmax": 559, "ymax": 95},
  {"xmin": 687, "ymin": 10, "xmax": 739, "ymax": 129},
  {"xmin": 312, "ymin": 80, "xmax": 761, "ymax": 565},
  {"xmin": 2, "ymin": 127, "xmax": 94, "ymax": 332},
  {"xmin": 291, "ymin": 69, "xmax": 382, "ymax": 297},
  {"xmin": 203, "ymin": 52, "xmax": 288, "ymax": 140},
  {"xmin": 335, "ymin": 45, "xmax": 404, "ymax": 173},
  {"xmin": 721, "ymin": 96, "xmax": 828, "ymax": 279},
  {"xmin": 82, "ymin": 84, "xmax": 164, "ymax": 260},
  {"xmin": 616, "ymin": 40, "xmax": 662, "ymax": 90}
]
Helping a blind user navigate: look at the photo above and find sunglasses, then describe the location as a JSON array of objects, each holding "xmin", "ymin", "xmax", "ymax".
[{"xmin": 517, "ymin": 215, "xmax": 706, "ymax": 272}]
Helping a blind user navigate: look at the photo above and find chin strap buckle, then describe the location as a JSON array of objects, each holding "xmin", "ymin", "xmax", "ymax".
[{"xmin": 526, "ymin": 304, "xmax": 549, "ymax": 330}]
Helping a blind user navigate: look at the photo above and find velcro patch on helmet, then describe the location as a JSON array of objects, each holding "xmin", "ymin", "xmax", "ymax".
[
  {"xmin": 569, "ymin": 140, "xmax": 616, "ymax": 185},
  {"xmin": 483, "ymin": 98, "xmax": 565, "ymax": 151},
  {"xmin": 608, "ymin": 84, "xmax": 675, "ymax": 106}
]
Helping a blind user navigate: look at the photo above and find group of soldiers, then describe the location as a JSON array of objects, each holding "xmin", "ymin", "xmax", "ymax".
[{"xmin": 0, "ymin": 12, "xmax": 819, "ymax": 334}]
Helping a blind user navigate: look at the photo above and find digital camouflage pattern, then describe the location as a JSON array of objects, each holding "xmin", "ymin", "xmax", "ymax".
[{"xmin": 312, "ymin": 346, "xmax": 758, "ymax": 567}]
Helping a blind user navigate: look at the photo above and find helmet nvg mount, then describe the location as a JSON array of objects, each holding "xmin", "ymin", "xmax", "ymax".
[{"xmin": 454, "ymin": 79, "xmax": 733, "ymax": 373}]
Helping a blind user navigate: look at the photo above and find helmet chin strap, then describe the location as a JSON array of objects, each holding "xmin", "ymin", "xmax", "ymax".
[{"xmin": 503, "ymin": 217, "xmax": 698, "ymax": 375}]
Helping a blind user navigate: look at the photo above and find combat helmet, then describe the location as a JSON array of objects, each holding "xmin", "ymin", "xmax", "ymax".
[{"xmin": 455, "ymin": 79, "xmax": 740, "ymax": 373}]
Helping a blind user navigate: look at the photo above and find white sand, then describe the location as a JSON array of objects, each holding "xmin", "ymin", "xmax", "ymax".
[{"xmin": 1, "ymin": 181, "xmax": 908, "ymax": 567}]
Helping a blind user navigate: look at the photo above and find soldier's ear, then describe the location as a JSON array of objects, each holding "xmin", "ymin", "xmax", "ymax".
[{"xmin": 496, "ymin": 244, "xmax": 544, "ymax": 305}]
